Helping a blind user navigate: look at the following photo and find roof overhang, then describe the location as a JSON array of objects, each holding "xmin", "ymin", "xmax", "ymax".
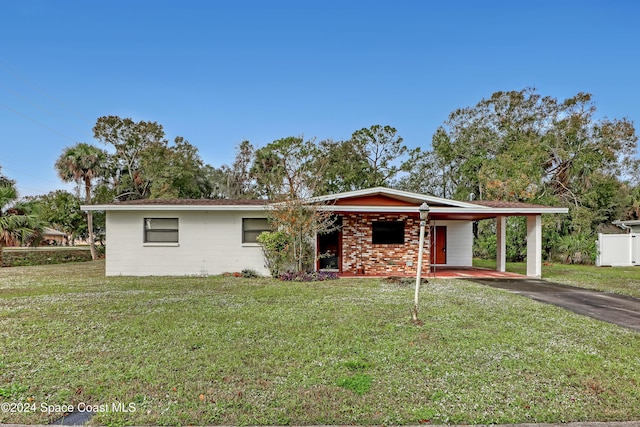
[
  {"xmin": 81, "ymin": 204, "xmax": 267, "ymax": 212},
  {"xmin": 80, "ymin": 187, "xmax": 568, "ymax": 220}
]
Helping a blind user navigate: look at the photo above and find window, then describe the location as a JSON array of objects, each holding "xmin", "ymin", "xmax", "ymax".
[
  {"xmin": 242, "ymin": 218, "xmax": 270, "ymax": 243},
  {"xmin": 372, "ymin": 221, "xmax": 404, "ymax": 244},
  {"xmin": 144, "ymin": 218, "xmax": 179, "ymax": 243}
]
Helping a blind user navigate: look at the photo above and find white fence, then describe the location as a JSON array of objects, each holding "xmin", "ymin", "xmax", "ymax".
[{"xmin": 596, "ymin": 233, "xmax": 640, "ymax": 267}]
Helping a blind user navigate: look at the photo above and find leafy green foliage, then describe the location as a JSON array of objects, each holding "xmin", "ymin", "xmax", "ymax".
[
  {"xmin": 279, "ymin": 270, "xmax": 339, "ymax": 281},
  {"xmin": 92, "ymin": 116, "xmax": 215, "ymax": 200},
  {"xmin": 54, "ymin": 143, "xmax": 108, "ymax": 195},
  {"xmin": 316, "ymin": 126, "xmax": 415, "ymax": 194},
  {"xmin": 351, "ymin": 124, "xmax": 412, "ymax": 186},
  {"xmin": 314, "ymin": 139, "xmax": 372, "ymax": 194},
  {"xmin": 556, "ymin": 233, "xmax": 597, "ymax": 264},
  {"xmin": 241, "ymin": 268, "xmax": 259, "ymax": 278},
  {"xmin": 256, "ymin": 231, "xmax": 292, "ymax": 278},
  {"xmin": 224, "ymin": 140, "xmax": 258, "ymax": 199},
  {"xmin": 403, "ymin": 88, "xmax": 639, "ymax": 263},
  {"xmin": 2, "ymin": 248, "xmax": 93, "ymax": 267},
  {"xmin": 0, "ymin": 170, "xmax": 43, "ymax": 266},
  {"xmin": 55, "ymin": 143, "xmax": 108, "ymax": 260},
  {"xmin": 25, "ymin": 190, "xmax": 83, "ymax": 244},
  {"xmin": 251, "ymin": 136, "xmax": 323, "ymax": 199}
]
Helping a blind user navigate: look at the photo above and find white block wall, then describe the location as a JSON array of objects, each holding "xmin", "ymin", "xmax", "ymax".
[
  {"xmin": 432, "ymin": 220, "xmax": 473, "ymax": 267},
  {"xmin": 105, "ymin": 210, "xmax": 269, "ymax": 276}
]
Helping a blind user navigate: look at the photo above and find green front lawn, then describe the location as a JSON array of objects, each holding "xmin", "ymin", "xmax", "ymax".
[
  {"xmin": 1, "ymin": 261, "xmax": 639, "ymax": 425},
  {"xmin": 473, "ymin": 258, "xmax": 640, "ymax": 298}
]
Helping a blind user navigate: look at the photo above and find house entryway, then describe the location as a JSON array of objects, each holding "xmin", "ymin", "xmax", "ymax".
[{"xmin": 318, "ymin": 228, "xmax": 341, "ymax": 271}]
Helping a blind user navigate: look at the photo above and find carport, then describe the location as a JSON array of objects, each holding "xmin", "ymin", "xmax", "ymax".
[{"xmin": 432, "ymin": 200, "xmax": 568, "ymax": 278}]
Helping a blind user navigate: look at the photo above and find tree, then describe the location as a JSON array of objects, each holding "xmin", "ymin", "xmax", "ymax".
[
  {"xmin": 26, "ymin": 190, "xmax": 83, "ymax": 245},
  {"xmin": 201, "ymin": 141, "xmax": 260, "ymax": 200},
  {"xmin": 408, "ymin": 88, "xmax": 638, "ymax": 263},
  {"xmin": 0, "ymin": 172, "xmax": 42, "ymax": 266},
  {"xmin": 198, "ymin": 165, "xmax": 231, "ymax": 199},
  {"xmin": 350, "ymin": 124, "xmax": 413, "ymax": 187},
  {"xmin": 423, "ymin": 89, "xmax": 637, "ymax": 205},
  {"xmin": 141, "ymin": 136, "xmax": 214, "ymax": 199},
  {"xmin": 264, "ymin": 198, "xmax": 337, "ymax": 273},
  {"xmin": 542, "ymin": 93, "xmax": 637, "ymax": 206},
  {"xmin": 314, "ymin": 138, "xmax": 378, "ymax": 195},
  {"xmin": 93, "ymin": 115, "xmax": 216, "ymax": 200},
  {"xmin": 92, "ymin": 116, "xmax": 166, "ymax": 200},
  {"xmin": 395, "ymin": 149, "xmax": 456, "ymax": 198},
  {"xmin": 55, "ymin": 143, "xmax": 108, "ymax": 260},
  {"xmin": 251, "ymin": 136, "xmax": 325, "ymax": 199},
  {"xmin": 426, "ymin": 89, "xmax": 551, "ymax": 202},
  {"xmin": 225, "ymin": 140, "xmax": 257, "ymax": 199}
]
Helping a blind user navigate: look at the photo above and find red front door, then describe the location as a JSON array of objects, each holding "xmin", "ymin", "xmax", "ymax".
[{"xmin": 430, "ymin": 226, "xmax": 447, "ymax": 265}]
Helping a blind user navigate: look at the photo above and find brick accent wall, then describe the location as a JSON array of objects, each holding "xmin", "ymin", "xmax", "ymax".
[{"xmin": 341, "ymin": 213, "xmax": 430, "ymax": 276}]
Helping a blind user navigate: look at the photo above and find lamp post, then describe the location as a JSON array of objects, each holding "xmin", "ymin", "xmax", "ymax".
[{"xmin": 412, "ymin": 202, "xmax": 430, "ymax": 322}]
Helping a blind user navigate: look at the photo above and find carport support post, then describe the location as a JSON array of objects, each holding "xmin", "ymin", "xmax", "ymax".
[
  {"xmin": 496, "ymin": 216, "xmax": 506, "ymax": 272},
  {"xmin": 526, "ymin": 215, "xmax": 542, "ymax": 278}
]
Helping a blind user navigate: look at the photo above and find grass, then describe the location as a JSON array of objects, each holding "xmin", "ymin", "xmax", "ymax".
[
  {"xmin": 0, "ymin": 261, "xmax": 639, "ymax": 425},
  {"xmin": 473, "ymin": 258, "xmax": 640, "ymax": 298}
]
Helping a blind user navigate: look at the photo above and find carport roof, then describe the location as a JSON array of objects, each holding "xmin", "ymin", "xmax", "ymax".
[{"xmin": 310, "ymin": 187, "xmax": 568, "ymax": 220}]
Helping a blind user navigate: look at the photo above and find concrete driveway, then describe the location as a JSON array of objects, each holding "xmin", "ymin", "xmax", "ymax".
[{"xmin": 468, "ymin": 278, "xmax": 640, "ymax": 332}]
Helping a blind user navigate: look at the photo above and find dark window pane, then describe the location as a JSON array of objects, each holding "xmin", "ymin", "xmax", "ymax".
[
  {"xmin": 144, "ymin": 218, "xmax": 179, "ymax": 243},
  {"xmin": 145, "ymin": 230, "xmax": 179, "ymax": 243},
  {"xmin": 372, "ymin": 221, "xmax": 404, "ymax": 244},
  {"xmin": 242, "ymin": 218, "xmax": 270, "ymax": 243}
]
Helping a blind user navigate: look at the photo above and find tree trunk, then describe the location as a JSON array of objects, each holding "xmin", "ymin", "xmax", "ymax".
[{"xmin": 85, "ymin": 178, "xmax": 98, "ymax": 261}]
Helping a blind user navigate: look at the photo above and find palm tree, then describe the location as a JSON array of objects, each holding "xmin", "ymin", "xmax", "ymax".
[
  {"xmin": 55, "ymin": 143, "xmax": 108, "ymax": 260},
  {"xmin": 0, "ymin": 182, "xmax": 42, "ymax": 266}
]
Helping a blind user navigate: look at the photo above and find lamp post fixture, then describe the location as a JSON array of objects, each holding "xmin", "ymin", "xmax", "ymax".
[{"xmin": 412, "ymin": 202, "xmax": 430, "ymax": 322}]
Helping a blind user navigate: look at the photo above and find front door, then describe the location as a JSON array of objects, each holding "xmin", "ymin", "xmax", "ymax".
[{"xmin": 430, "ymin": 226, "xmax": 447, "ymax": 265}]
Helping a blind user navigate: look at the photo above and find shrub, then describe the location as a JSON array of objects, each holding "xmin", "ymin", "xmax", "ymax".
[
  {"xmin": 241, "ymin": 268, "xmax": 259, "ymax": 278},
  {"xmin": 1, "ymin": 248, "xmax": 94, "ymax": 267},
  {"xmin": 555, "ymin": 232, "xmax": 597, "ymax": 264},
  {"xmin": 279, "ymin": 270, "xmax": 339, "ymax": 282},
  {"xmin": 257, "ymin": 231, "xmax": 292, "ymax": 278},
  {"xmin": 382, "ymin": 276, "xmax": 426, "ymax": 286},
  {"xmin": 473, "ymin": 232, "xmax": 496, "ymax": 259}
]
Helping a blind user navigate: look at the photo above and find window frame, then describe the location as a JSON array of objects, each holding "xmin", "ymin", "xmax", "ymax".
[
  {"xmin": 242, "ymin": 218, "xmax": 271, "ymax": 244},
  {"xmin": 143, "ymin": 218, "xmax": 179, "ymax": 245},
  {"xmin": 372, "ymin": 220, "xmax": 405, "ymax": 245}
]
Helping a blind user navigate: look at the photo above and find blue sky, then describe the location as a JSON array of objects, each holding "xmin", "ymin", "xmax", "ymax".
[{"xmin": 1, "ymin": 0, "xmax": 638, "ymax": 196}]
